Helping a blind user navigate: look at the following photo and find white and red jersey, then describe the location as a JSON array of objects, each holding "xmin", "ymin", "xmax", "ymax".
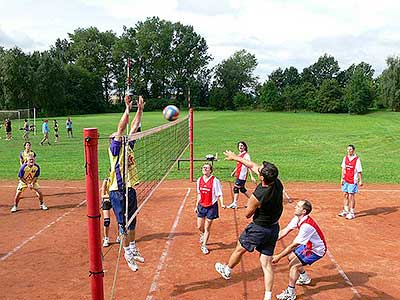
[
  {"xmin": 196, "ymin": 175, "xmax": 223, "ymax": 207},
  {"xmin": 236, "ymin": 152, "xmax": 251, "ymax": 180},
  {"xmin": 341, "ymin": 155, "xmax": 362, "ymax": 184},
  {"xmin": 287, "ymin": 215, "xmax": 327, "ymax": 257}
]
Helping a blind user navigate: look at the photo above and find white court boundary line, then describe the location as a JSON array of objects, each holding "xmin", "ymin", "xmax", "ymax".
[
  {"xmin": 284, "ymin": 189, "xmax": 362, "ymax": 299},
  {"xmin": 146, "ymin": 188, "xmax": 191, "ymax": 300},
  {"xmin": 1, "ymin": 199, "xmax": 87, "ymax": 261}
]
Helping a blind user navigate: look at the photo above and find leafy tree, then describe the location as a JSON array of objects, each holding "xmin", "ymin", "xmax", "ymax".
[
  {"xmin": 344, "ymin": 66, "xmax": 374, "ymax": 114},
  {"xmin": 379, "ymin": 56, "xmax": 400, "ymax": 111},
  {"xmin": 208, "ymin": 87, "xmax": 229, "ymax": 110},
  {"xmin": 213, "ymin": 49, "xmax": 258, "ymax": 109},
  {"xmin": 283, "ymin": 66, "xmax": 301, "ymax": 87},
  {"xmin": 315, "ymin": 79, "xmax": 344, "ymax": 113},
  {"xmin": 259, "ymin": 80, "xmax": 283, "ymax": 111},
  {"xmin": 302, "ymin": 54, "xmax": 340, "ymax": 87},
  {"xmin": 268, "ymin": 68, "xmax": 285, "ymax": 92},
  {"xmin": 233, "ymin": 91, "xmax": 253, "ymax": 109}
]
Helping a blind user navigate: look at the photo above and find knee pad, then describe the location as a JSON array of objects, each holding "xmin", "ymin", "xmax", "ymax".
[
  {"xmin": 104, "ymin": 218, "xmax": 110, "ymax": 227},
  {"xmin": 240, "ymin": 187, "xmax": 247, "ymax": 194},
  {"xmin": 102, "ymin": 200, "xmax": 112, "ymax": 210},
  {"xmin": 233, "ymin": 186, "xmax": 239, "ymax": 194}
]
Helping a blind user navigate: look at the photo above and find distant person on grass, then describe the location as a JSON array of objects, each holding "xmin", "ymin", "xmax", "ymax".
[
  {"xmin": 40, "ymin": 119, "xmax": 51, "ymax": 146},
  {"xmin": 22, "ymin": 119, "xmax": 30, "ymax": 141},
  {"xmin": 338, "ymin": 144, "xmax": 363, "ymax": 220},
  {"xmin": 66, "ymin": 117, "xmax": 73, "ymax": 138},
  {"xmin": 54, "ymin": 119, "xmax": 59, "ymax": 143},
  {"xmin": 195, "ymin": 163, "xmax": 224, "ymax": 255},
  {"xmin": 20, "ymin": 141, "xmax": 36, "ymax": 165},
  {"xmin": 11, "ymin": 154, "xmax": 48, "ymax": 213},
  {"xmin": 215, "ymin": 151, "xmax": 283, "ymax": 300},
  {"xmin": 272, "ymin": 199, "xmax": 327, "ymax": 300},
  {"xmin": 226, "ymin": 141, "xmax": 256, "ymax": 209},
  {"xmin": 108, "ymin": 94, "xmax": 144, "ymax": 272},
  {"xmin": 4, "ymin": 118, "xmax": 12, "ymax": 140}
]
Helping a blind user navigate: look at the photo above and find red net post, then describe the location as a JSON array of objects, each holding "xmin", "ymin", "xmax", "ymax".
[{"xmin": 84, "ymin": 128, "xmax": 104, "ymax": 300}]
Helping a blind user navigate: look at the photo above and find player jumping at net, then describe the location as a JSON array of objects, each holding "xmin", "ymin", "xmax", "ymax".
[
  {"xmin": 226, "ymin": 141, "xmax": 256, "ymax": 209},
  {"xmin": 195, "ymin": 163, "xmax": 224, "ymax": 255},
  {"xmin": 215, "ymin": 150, "xmax": 283, "ymax": 300},
  {"xmin": 108, "ymin": 94, "xmax": 144, "ymax": 272},
  {"xmin": 10, "ymin": 154, "xmax": 48, "ymax": 213},
  {"xmin": 272, "ymin": 199, "xmax": 327, "ymax": 300}
]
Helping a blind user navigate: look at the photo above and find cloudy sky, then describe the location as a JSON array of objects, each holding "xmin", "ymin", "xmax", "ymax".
[{"xmin": 1, "ymin": 0, "xmax": 400, "ymax": 81}]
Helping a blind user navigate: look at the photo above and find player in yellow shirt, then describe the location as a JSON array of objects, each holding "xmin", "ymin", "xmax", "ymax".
[
  {"xmin": 11, "ymin": 154, "xmax": 48, "ymax": 213},
  {"xmin": 108, "ymin": 94, "xmax": 144, "ymax": 272},
  {"xmin": 19, "ymin": 141, "xmax": 36, "ymax": 165}
]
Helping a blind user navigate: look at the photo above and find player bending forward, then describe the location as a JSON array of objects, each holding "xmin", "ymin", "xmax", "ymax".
[
  {"xmin": 272, "ymin": 200, "xmax": 326, "ymax": 300},
  {"xmin": 11, "ymin": 155, "xmax": 48, "ymax": 213}
]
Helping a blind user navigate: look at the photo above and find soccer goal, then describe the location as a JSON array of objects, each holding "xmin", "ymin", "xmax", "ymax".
[{"xmin": 0, "ymin": 108, "xmax": 37, "ymax": 135}]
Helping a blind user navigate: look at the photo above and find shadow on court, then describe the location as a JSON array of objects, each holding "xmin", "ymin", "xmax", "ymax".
[
  {"xmin": 170, "ymin": 266, "xmax": 263, "ymax": 297},
  {"xmin": 356, "ymin": 206, "xmax": 400, "ymax": 218},
  {"xmin": 137, "ymin": 231, "xmax": 194, "ymax": 242},
  {"xmin": 309, "ymin": 271, "xmax": 397, "ymax": 300}
]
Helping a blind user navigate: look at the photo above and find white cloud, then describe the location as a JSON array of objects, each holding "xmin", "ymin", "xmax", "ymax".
[{"xmin": 1, "ymin": 0, "xmax": 400, "ymax": 80}]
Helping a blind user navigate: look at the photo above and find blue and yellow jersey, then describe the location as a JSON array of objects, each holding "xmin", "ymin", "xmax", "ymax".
[
  {"xmin": 18, "ymin": 163, "xmax": 40, "ymax": 184},
  {"xmin": 108, "ymin": 139, "xmax": 139, "ymax": 191},
  {"xmin": 19, "ymin": 150, "xmax": 37, "ymax": 164}
]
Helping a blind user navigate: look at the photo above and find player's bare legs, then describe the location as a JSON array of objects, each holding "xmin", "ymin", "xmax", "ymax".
[{"xmin": 260, "ymin": 254, "xmax": 274, "ymax": 292}]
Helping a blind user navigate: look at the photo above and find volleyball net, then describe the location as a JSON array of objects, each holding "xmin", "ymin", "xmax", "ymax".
[{"xmin": 84, "ymin": 114, "xmax": 190, "ymax": 300}]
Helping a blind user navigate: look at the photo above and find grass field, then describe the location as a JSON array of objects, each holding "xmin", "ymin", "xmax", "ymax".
[{"xmin": 0, "ymin": 110, "xmax": 399, "ymax": 183}]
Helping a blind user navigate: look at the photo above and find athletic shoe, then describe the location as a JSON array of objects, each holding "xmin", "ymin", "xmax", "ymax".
[
  {"xmin": 103, "ymin": 237, "xmax": 110, "ymax": 247},
  {"xmin": 338, "ymin": 210, "xmax": 348, "ymax": 217},
  {"xmin": 215, "ymin": 262, "xmax": 231, "ymax": 280},
  {"xmin": 40, "ymin": 203, "xmax": 48, "ymax": 210},
  {"xmin": 296, "ymin": 276, "xmax": 311, "ymax": 285},
  {"xmin": 276, "ymin": 288, "xmax": 296, "ymax": 300},
  {"xmin": 199, "ymin": 233, "xmax": 204, "ymax": 244},
  {"xmin": 201, "ymin": 245, "xmax": 210, "ymax": 255},
  {"xmin": 124, "ymin": 252, "xmax": 138, "ymax": 272},
  {"xmin": 227, "ymin": 202, "xmax": 237, "ymax": 209},
  {"xmin": 346, "ymin": 212, "xmax": 355, "ymax": 220},
  {"xmin": 116, "ymin": 235, "xmax": 121, "ymax": 244},
  {"xmin": 131, "ymin": 248, "xmax": 145, "ymax": 263},
  {"xmin": 10, "ymin": 205, "xmax": 18, "ymax": 213}
]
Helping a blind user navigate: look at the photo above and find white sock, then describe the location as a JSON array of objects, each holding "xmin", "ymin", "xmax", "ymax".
[
  {"xmin": 344, "ymin": 205, "xmax": 349, "ymax": 212},
  {"xmin": 129, "ymin": 241, "xmax": 137, "ymax": 250},
  {"xmin": 288, "ymin": 285, "xmax": 295, "ymax": 294},
  {"xmin": 350, "ymin": 208, "xmax": 355, "ymax": 214},
  {"xmin": 124, "ymin": 246, "xmax": 131, "ymax": 255},
  {"xmin": 300, "ymin": 271, "xmax": 309, "ymax": 279},
  {"xmin": 264, "ymin": 291, "xmax": 272, "ymax": 300}
]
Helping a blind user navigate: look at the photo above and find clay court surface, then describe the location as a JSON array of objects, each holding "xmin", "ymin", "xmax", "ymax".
[{"xmin": 1, "ymin": 180, "xmax": 399, "ymax": 300}]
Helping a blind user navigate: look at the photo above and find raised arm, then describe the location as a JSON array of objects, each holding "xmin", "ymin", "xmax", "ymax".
[
  {"xmin": 129, "ymin": 95, "xmax": 144, "ymax": 137},
  {"xmin": 115, "ymin": 95, "xmax": 132, "ymax": 141},
  {"xmin": 223, "ymin": 150, "xmax": 260, "ymax": 173}
]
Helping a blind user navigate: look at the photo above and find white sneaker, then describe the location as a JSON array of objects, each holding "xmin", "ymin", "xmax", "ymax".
[
  {"xmin": 227, "ymin": 202, "xmax": 237, "ymax": 209},
  {"xmin": 276, "ymin": 288, "xmax": 296, "ymax": 300},
  {"xmin": 40, "ymin": 203, "xmax": 48, "ymax": 210},
  {"xmin": 103, "ymin": 237, "xmax": 110, "ymax": 247},
  {"xmin": 201, "ymin": 245, "xmax": 210, "ymax": 255},
  {"xmin": 131, "ymin": 248, "xmax": 145, "ymax": 263},
  {"xmin": 346, "ymin": 212, "xmax": 355, "ymax": 220},
  {"xmin": 10, "ymin": 205, "xmax": 18, "ymax": 213},
  {"xmin": 296, "ymin": 276, "xmax": 311, "ymax": 285},
  {"xmin": 124, "ymin": 252, "xmax": 138, "ymax": 272},
  {"xmin": 338, "ymin": 210, "xmax": 348, "ymax": 217},
  {"xmin": 215, "ymin": 262, "xmax": 231, "ymax": 280}
]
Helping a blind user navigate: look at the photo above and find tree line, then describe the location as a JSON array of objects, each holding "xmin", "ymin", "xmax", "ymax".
[{"xmin": 0, "ymin": 16, "xmax": 399, "ymax": 116}]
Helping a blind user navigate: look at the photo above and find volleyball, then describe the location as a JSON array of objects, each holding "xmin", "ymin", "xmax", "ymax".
[{"xmin": 163, "ymin": 105, "xmax": 180, "ymax": 121}]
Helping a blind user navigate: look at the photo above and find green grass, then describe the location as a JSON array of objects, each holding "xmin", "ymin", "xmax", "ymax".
[{"xmin": 1, "ymin": 111, "xmax": 399, "ymax": 183}]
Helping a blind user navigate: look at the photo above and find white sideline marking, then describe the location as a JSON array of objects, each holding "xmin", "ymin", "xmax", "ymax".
[
  {"xmin": 145, "ymin": 188, "xmax": 191, "ymax": 300},
  {"xmin": 0, "ymin": 199, "xmax": 87, "ymax": 261},
  {"xmin": 326, "ymin": 250, "xmax": 362, "ymax": 299},
  {"xmin": 284, "ymin": 189, "xmax": 362, "ymax": 299}
]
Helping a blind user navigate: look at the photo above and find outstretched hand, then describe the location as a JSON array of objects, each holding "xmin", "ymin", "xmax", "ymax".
[
  {"xmin": 271, "ymin": 255, "xmax": 280, "ymax": 264},
  {"xmin": 125, "ymin": 95, "xmax": 132, "ymax": 110},
  {"xmin": 137, "ymin": 95, "xmax": 145, "ymax": 111},
  {"xmin": 224, "ymin": 150, "xmax": 237, "ymax": 161}
]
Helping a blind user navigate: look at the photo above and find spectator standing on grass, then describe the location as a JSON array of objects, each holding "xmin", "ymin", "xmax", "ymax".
[
  {"xmin": 226, "ymin": 141, "xmax": 256, "ymax": 209},
  {"xmin": 54, "ymin": 119, "xmax": 59, "ymax": 143},
  {"xmin": 215, "ymin": 151, "xmax": 283, "ymax": 300},
  {"xmin": 10, "ymin": 154, "xmax": 48, "ymax": 213},
  {"xmin": 66, "ymin": 117, "xmax": 73, "ymax": 138},
  {"xmin": 195, "ymin": 163, "xmax": 224, "ymax": 255},
  {"xmin": 338, "ymin": 144, "xmax": 363, "ymax": 220},
  {"xmin": 272, "ymin": 199, "xmax": 327, "ymax": 300},
  {"xmin": 23, "ymin": 119, "xmax": 30, "ymax": 141},
  {"xmin": 40, "ymin": 119, "xmax": 51, "ymax": 145},
  {"xmin": 5, "ymin": 118, "xmax": 12, "ymax": 140},
  {"xmin": 20, "ymin": 141, "xmax": 36, "ymax": 165}
]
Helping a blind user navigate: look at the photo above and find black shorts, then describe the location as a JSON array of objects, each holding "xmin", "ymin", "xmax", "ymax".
[{"xmin": 239, "ymin": 222, "xmax": 280, "ymax": 256}]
